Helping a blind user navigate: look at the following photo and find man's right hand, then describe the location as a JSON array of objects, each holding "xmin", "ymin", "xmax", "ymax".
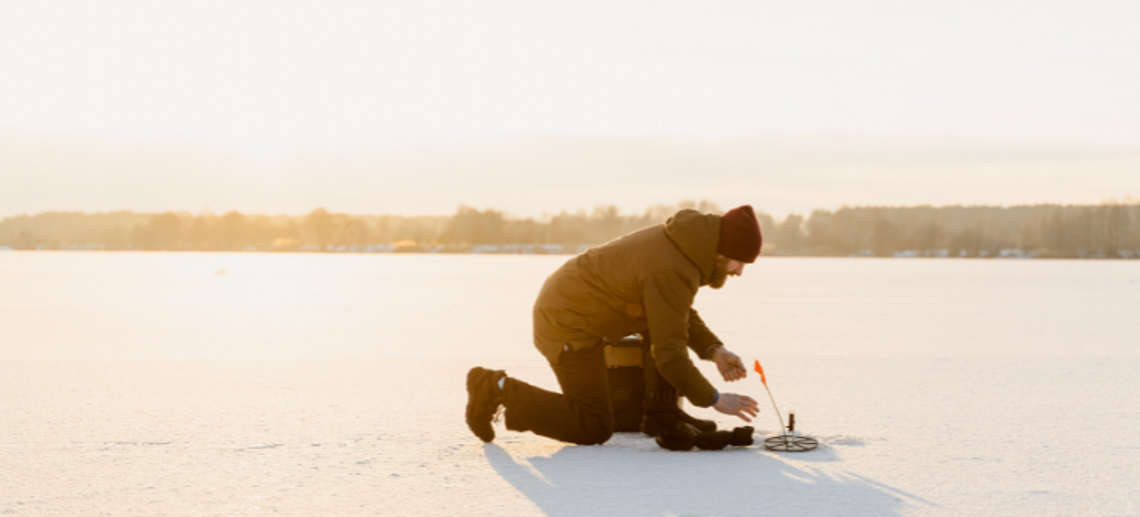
[
  {"xmin": 713, "ymin": 393, "xmax": 760, "ymax": 422},
  {"xmin": 712, "ymin": 347, "xmax": 747, "ymax": 382}
]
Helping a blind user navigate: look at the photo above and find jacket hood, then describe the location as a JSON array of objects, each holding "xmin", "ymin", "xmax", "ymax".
[{"xmin": 663, "ymin": 209, "xmax": 721, "ymax": 284}]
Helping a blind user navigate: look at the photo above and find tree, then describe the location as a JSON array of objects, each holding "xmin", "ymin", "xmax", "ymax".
[
  {"xmin": 135, "ymin": 212, "xmax": 183, "ymax": 250},
  {"xmin": 775, "ymin": 214, "xmax": 805, "ymax": 255},
  {"xmin": 303, "ymin": 208, "xmax": 336, "ymax": 250},
  {"xmin": 218, "ymin": 211, "xmax": 247, "ymax": 250},
  {"xmin": 440, "ymin": 206, "xmax": 506, "ymax": 245},
  {"xmin": 870, "ymin": 214, "xmax": 899, "ymax": 256}
]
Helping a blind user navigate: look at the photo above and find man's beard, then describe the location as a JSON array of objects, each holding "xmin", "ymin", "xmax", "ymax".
[{"xmin": 708, "ymin": 257, "xmax": 729, "ymax": 289}]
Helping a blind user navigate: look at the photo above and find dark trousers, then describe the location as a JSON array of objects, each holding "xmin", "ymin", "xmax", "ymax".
[{"xmin": 502, "ymin": 344, "xmax": 615, "ymax": 445}]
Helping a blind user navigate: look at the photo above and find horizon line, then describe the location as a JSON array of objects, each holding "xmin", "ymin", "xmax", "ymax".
[{"xmin": 5, "ymin": 198, "xmax": 1139, "ymax": 221}]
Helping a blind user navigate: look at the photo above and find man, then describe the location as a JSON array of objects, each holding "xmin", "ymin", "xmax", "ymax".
[{"xmin": 465, "ymin": 205, "xmax": 762, "ymax": 445}]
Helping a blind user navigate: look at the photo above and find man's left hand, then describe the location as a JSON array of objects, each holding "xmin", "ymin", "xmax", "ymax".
[{"xmin": 712, "ymin": 347, "xmax": 747, "ymax": 382}]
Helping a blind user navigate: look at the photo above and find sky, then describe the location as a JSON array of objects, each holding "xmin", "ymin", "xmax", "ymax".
[{"xmin": 2, "ymin": 0, "xmax": 1138, "ymax": 217}]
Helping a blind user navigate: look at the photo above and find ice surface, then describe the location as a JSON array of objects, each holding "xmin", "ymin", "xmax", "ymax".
[{"xmin": 2, "ymin": 253, "xmax": 1139, "ymax": 516}]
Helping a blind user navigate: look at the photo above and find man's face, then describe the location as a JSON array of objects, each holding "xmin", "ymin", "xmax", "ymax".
[{"xmin": 708, "ymin": 255, "xmax": 745, "ymax": 289}]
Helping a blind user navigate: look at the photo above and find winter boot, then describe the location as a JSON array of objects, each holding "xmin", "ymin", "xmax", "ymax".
[
  {"xmin": 678, "ymin": 408, "xmax": 717, "ymax": 433},
  {"xmin": 639, "ymin": 343, "xmax": 717, "ymax": 436},
  {"xmin": 465, "ymin": 367, "xmax": 505, "ymax": 442},
  {"xmin": 640, "ymin": 389, "xmax": 682, "ymax": 437},
  {"xmin": 694, "ymin": 426, "xmax": 755, "ymax": 450},
  {"xmin": 655, "ymin": 422, "xmax": 701, "ymax": 451},
  {"xmin": 640, "ymin": 390, "xmax": 719, "ymax": 436},
  {"xmin": 657, "ymin": 425, "xmax": 755, "ymax": 452}
]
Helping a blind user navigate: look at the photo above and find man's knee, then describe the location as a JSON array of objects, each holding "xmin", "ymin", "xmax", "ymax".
[{"xmin": 577, "ymin": 415, "xmax": 615, "ymax": 445}]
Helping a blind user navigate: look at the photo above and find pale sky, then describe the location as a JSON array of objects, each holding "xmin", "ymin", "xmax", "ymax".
[{"xmin": 2, "ymin": 1, "xmax": 1138, "ymax": 217}]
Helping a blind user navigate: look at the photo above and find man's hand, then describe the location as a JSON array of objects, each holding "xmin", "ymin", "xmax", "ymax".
[
  {"xmin": 713, "ymin": 393, "xmax": 760, "ymax": 422},
  {"xmin": 712, "ymin": 347, "xmax": 747, "ymax": 382}
]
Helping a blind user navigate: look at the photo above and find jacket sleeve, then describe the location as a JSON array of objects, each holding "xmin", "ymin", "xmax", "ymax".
[
  {"xmin": 642, "ymin": 269, "xmax": 718, "ymax": 407},
  {"xmin": 686, "ymin": 309, "xmax": 723, "ymax": 360}
]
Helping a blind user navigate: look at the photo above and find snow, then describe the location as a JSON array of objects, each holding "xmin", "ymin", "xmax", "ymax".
[{"xmin": 2, "ymin": 253, "xmax": 1139, "ymax": 516}]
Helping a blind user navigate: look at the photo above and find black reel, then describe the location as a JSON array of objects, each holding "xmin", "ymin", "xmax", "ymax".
[
  {"xmin": 761, "ymin": 413, "xmax": 818, "ymax": 452},
  {"xmin": 762, "ymin": 434, "xmax": 819, "ymax": 452}
]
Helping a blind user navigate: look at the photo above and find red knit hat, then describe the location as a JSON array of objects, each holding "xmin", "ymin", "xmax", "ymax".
[{"xmin": 718, "ymin": 205, "xmax": 762, "ymax": 263}]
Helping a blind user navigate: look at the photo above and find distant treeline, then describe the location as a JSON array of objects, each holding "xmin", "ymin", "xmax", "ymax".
[{"xmin": 2, "ymin": 200, "xmax": 1139, "ymax": 259}]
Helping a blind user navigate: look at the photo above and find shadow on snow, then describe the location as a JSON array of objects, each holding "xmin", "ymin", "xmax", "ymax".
[{"xmin": 484, "ymin": 435, "xmax": 935, "ymax": 517}]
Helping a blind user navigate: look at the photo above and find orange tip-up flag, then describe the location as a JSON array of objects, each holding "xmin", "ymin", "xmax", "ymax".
[{"xmin": 754, "ymin": 359, "xmax": 768, "ymax": 387}]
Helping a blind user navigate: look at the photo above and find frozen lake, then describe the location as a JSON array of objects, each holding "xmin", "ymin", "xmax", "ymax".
[{"xmin": 2, "ymin": 252, "xmax": 1139, "ymax": 516}]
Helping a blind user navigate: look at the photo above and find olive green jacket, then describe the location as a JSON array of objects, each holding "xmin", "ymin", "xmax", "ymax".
[{"xmin": 532, "ymin": 209, "xmax": 724, "ymax": 407}]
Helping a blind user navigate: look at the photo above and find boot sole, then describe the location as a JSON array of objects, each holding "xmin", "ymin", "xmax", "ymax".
[{"xmin": 465, "ymin": 368, "xmax": 496, "ymax": 442}]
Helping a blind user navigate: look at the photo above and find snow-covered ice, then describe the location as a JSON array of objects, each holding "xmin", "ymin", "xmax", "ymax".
[{"xmin": 2, "ymin": 253, "xmax": 1138, "ymax": 516}]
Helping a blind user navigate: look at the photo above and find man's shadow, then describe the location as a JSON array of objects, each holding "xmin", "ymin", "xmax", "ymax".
[{"xmin": 484, "ymin": 435, "xmax": 934, "ymax": 517}]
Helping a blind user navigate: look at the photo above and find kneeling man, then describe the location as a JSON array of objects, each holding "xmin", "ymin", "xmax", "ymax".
[{"xmin": 466, "ymin": 205, "xmax": 762, "ymax": 444}]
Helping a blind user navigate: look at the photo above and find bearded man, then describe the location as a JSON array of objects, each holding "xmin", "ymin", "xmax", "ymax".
[{"xmin": 465, "ymin": 205, "xmax": 762, "ymax": 445}]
